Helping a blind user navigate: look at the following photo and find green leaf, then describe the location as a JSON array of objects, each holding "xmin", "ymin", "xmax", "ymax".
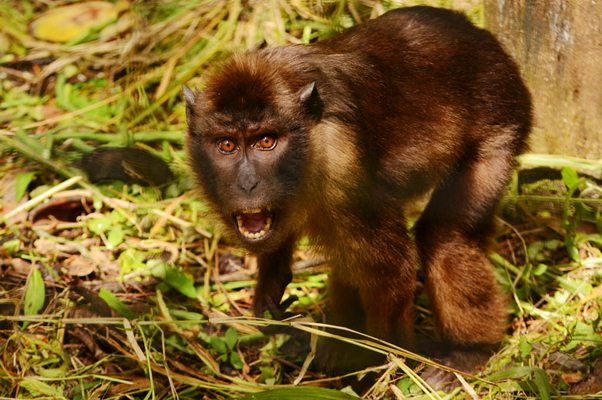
[
  {"xmin": 87, "ymin": 216, "xmax": 112, "ymax": 235},
  {"xmin": 169, "ymin": 309, "xmax": 205, "ymax": 321},
  {"xmin": 2, "ymin": 239, "xmax": 20, "ymax": 255},
  {"xmin": 561, "ymin": 167, "xmax": 580, "ymax": 191},
  {"xmin": 98, "ymin": 288, "xmax": 135, "ymax": 319},
  {"xmin": 163, "ymin": 265, "xmax": 197, "ymax": 298},
  {"xmin": 527, "ymin": 241, "xmax": 545, "ymax": 262},
  {"xmin": 225, "ymin": 327, "xmax": 238, "ymax": 350},
  {"xmin": 20, "ymin": 377, "xmax": 64, "ymax": 398},
  {"xmin": 565, "ymin": 236, "xmax": 580, "ymax": 261},
  {"xmin": 210, "ymin": 336, "xmax": 227, "ymax": 354},
  {"xmin": 117, "ymin": 248, "xmax": 146, "ymax": 275},
  {"xmin": 487, "ymin": 366, "xmax": 537, "ymax": 381},
  {"xmin": 532, "ymin": 263, "xmax": 548, "ymax": 276},
  {"xmin": 107, "ymin": 226, "xmax": 125, "ymax": 248},
  {"xmin": 15, "ymin": 171, "xmax": 36, "ymax": 201},
  {"xmin": 24, "ymin": 268, "xmax": 45, "ymax": 327},
  {"xmin": 533, "ymin": 368, "xmax": 552, "ymax": 400},
  {"xmin": 396, "ymin": 377, "xmax": 418, "ymax": 394},
  {"xmin": 240, "ymin": 387, "xmax": 360, "ymax": 400},
  {"xmin": 230, "ymin": 351, "xmax": 244, "ymax": 370},
  {"xmin": 259, "ymin": 366, "xmax": 275, "ymax": 384},
  {"xmin": 37, "ymin": 367, "xmax": 68, "ymax": 379},
  {"xmin": 519, "ymin": 336, "xmax": 532, "ymax": 358}
]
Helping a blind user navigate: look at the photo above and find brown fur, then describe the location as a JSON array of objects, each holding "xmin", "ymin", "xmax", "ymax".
[{"xmin": 185, "ymin": 6, "xmax": 531, "ymax": 387}]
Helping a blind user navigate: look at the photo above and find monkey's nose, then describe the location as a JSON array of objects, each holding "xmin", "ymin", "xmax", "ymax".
[{"xmin": 238, "ymin": 177, "xmax": 260, "ymax": 193}]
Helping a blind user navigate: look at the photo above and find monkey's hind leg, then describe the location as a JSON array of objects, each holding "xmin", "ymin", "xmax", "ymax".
[{"xmin": 414, "ymin": 134, "xmax": 518, "ymax": 388}]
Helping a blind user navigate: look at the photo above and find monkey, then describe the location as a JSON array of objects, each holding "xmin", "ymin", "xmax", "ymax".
[{"xmin": 184, "ymin": 6, "xmax": 531, "ymax": 388}]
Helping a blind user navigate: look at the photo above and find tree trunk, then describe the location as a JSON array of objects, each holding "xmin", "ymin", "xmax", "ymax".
[{"xmin": 483, "ymin": 0, "xmax": 602, "ymax": 159}]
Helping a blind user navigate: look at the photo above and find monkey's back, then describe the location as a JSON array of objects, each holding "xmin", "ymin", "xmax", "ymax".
[{"xmin": 310, "ymin": 6, "xmax": 531, "ymax": 199}]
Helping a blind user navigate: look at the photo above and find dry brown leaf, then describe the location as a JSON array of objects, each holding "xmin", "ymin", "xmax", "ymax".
[{"xmin": 64, "ymin": 255, "xmax": 97, "ymax": 277}]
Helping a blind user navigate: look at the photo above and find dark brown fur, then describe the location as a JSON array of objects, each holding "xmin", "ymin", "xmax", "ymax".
[{"xmin": 185, "ymin": 6, "xmax": 531, "ymax": 387}]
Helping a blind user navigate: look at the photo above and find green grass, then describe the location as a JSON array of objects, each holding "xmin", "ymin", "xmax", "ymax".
[{"xmin": 1, "ymin": 1, "xmax": 601, "ymax": 399}]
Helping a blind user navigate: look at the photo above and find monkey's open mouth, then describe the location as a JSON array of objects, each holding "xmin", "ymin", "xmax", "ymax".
[{"xmin": 234, "ymin": 208, "xmax": 273, "ymax": 241}]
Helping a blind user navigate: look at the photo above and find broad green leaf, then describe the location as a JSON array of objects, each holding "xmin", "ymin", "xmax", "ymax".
[
  {"xmin": 87, "ymin": 216, "xmax": 112, "ymax": 235},
  {"xmin": 210, "ymin": 337, "xmax": 227, "ymax": 354},
  {"xmin": 225, "ymin": 327, "xmax": 238, "ymax": 350},
  {"xmin": 532, "ymin": 263, "xmax": 548, "ymax": 276},
  {"xmin": 107, "ymin": 226, "xmax": 125, "ymax": 248},
  {"xmin": 98, "ymin": 288, "xmax": 135, "ymax": 319},
  {"xmin": 519, "ymin": 336, "xmax": 532, "ymax": 359},
  {"xmin": 37, "ymin": 367, "xmax": 68, "ymax": 379},
  {"xmin": 24, "ymin": 268, "xmax": 45, "ymax": 325},
  {"xmin": 396, "ymin": 377, "xmax": 419, "ymax": 395},
  {"xmin": 561, "ymin": 167, "xmax": 579, "ymax": 191},
  {"xmin": 487, "ymin": 366, "xmax": 536, "ymax": 381},
  {"xmin": 2, "ymin": 239, "xmax": 20, "ymax": 255},
  {"xmin": 117, "ymin": 248, "xmax": 146, "ymax": 275},
  {"xmin": 15, "ymin": 171, "xmax": 36, "ymax": 201},
  {"xmin": 259, "ymin": 366, "xmax": 275, "ymax": 384},
  {"xmin": 527, "ymin": 241, "xmax": 545, "ymax": 262},
  {"xmin": 533, "ymin": 368, "xmax": 552, "ymax": 400},
  {"xmin": 240, "ymin": 387, "xmax": 360, "ymax": 400},
  {"xmin": 20, "ymin": 377, "xmax": 64, "ymax": 398},
  {"xmin": 230, "ymin": 351, "xmax": 244, "ymax": 370},
  {"xmin": 163, "ymin": 265, "xmax": 197, "ymax": 298}
]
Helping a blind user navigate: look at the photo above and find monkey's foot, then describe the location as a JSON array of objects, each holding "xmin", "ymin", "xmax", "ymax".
[
  {"xmin": 422, "ymin": 367, "xmax": 458, "ymax": 391},
  {"xmin": 421, "ymin": 348, "xmax": 492, "ymax": 392}
]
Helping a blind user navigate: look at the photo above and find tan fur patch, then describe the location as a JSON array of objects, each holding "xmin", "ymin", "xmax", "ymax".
[{"xmin": 309, "ymin": 120, "xmax": 361, "ymax": 206}]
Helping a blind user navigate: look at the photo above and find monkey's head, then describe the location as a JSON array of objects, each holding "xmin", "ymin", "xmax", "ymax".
[{"xmin": 185, "ymin": 52, "xmax": 322, "ymax": 252}]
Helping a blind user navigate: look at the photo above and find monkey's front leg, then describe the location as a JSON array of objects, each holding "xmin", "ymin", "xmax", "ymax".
[
  {"xmin": 317, "ymin": 232, "xmax": 418, "ymax": 375},
  {"xmin": 253, "ymin": 237, "xmax": 296, "ymax": 320}
]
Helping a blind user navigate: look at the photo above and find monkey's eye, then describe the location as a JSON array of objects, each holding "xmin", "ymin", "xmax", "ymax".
[
  {"xmin": 254, "ymin": 135, "xmax": 277, "ymax": 150},
  {"xmin": 217, "ymin": 138, "xmax": 238, "ymax": 154}
]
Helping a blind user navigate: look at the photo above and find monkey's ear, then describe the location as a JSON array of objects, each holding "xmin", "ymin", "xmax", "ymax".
[
  {"xmin": 183, "ymin": 85, "xmax": 196, "ymax": 107},
  {"xmin": 183, "ymin": 85, "xmax": 197, "ymax": 128},
  {"xmin": 299, "ymin": 81, "xmax": 323, "ymax": 120}
]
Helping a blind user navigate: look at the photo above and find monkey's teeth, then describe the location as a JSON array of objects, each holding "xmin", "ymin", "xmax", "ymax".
[
  {"xmin": 238, "ymin": 227, "xmax": 267, "ymax": 240},
  {"xmin": 235, "ymin": 211, "xmax": 273, "ymax": 241}
]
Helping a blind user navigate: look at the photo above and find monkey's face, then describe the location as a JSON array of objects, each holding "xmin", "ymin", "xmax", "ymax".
[
  {"xmin": 184, "ymin": 64, "xmax": 321, "ymax": 252},
  {"xmin": 190, "ymin": 121, "xmax": 305, "ymax": 250}
]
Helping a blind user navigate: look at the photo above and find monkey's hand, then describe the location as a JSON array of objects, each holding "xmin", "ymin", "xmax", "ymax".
[
  {"xmin": 254, "ymin": 294, "xmax": 299, "ymax": 335},
  {"xmin": 254, "ymin": 294, "xmax": 298, "ymax": 320}
]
